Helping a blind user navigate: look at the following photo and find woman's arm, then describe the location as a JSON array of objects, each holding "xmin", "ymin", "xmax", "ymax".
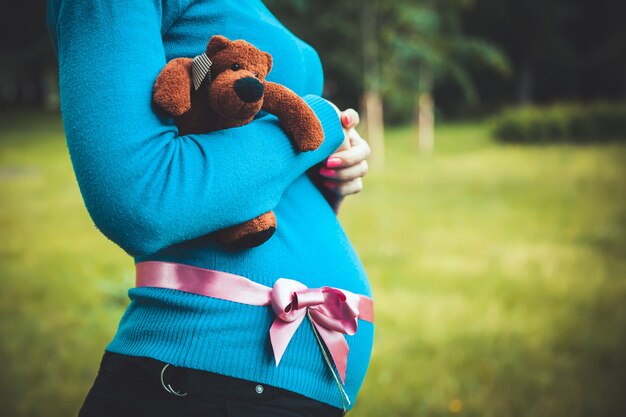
[{"xmin": 48, "ymin": 0, "xmax": 344, "ymax": 256}]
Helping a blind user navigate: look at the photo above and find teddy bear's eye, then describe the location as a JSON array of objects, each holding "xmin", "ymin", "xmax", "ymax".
[
  {"xmin": 253, "ymin": 72, "xmax": 259, "ymax": 78},
  {"xmin": 230, "ymin": 63, "xmax": 241, "ymax": 71}
]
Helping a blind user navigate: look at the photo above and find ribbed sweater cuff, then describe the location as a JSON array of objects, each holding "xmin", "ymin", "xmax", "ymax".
[
  {"xmin": 274, "ymin": 95, "xmax": 343, "ymax": 190},
  {"xmin": 302, "ymin": 95, "xmax": 344, "ymax": 150}
]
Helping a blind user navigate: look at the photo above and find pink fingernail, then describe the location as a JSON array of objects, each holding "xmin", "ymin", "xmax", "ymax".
[
  {"xmin": 342, "ymin": 115, "xmax": 353, "ymax": 126},
  {"xmin": 327, "ymin": 157, "xmax": 342, "ymax": 168},
  {"xmin": 323, "ymin": 180, "xmax": 336, "ymax": 189},
  {"xmin": 319, "ymin": 168, "xmax": 335, "ymax": 177}
]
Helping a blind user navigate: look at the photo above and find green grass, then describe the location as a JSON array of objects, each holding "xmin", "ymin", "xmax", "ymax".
[{"xmin": 1, "ymin": 112, "xmax": 625, "ymax": 417}]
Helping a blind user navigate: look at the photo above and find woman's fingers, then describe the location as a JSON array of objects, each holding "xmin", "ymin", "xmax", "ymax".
[
  {"xmin": 322, "ymin": 178, "xmax": 364, "ymax": 196},
  {"xmin": 319, "ymin": 160, "xmax": 368, "ymax": 182},
  {"xmin": 325, "ymin": 132, "xmax": 371, "ymax": 168},
  {"xmin": 317, "ymin": 106, "xmax": 368, "ymax": 198},
  {"xmin": 340, "ymin": 108, "xmax": 360, "ymax": 129}
]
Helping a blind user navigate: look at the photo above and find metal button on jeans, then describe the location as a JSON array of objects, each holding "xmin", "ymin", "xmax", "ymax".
[{"xmin": 255, "ymin": 384, "xmax": 264, "ymax": 394}]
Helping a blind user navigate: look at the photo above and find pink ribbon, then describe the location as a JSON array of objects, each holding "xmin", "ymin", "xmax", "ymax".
[
  {"xmin": 269, "ymin": 278, "xmax": 365, "ymax": 383},
  {"xmin": 135, "ymin": 261, "xmax": 374, "ymax": 385}
]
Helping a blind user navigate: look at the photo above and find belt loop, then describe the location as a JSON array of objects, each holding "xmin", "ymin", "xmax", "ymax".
[{"xmin": 160, "ymin": 363, "xmax": 188, "ymax": 397}]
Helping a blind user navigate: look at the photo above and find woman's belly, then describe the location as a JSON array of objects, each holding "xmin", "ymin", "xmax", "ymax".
[{"xmin": 138, "ymin": 173, "xmax": 372, "ymax": 297}]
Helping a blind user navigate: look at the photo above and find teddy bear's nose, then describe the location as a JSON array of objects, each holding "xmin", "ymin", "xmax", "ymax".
[{"xmin": 234, "ymin": 77, "xmax": 264, "ymax": 103}]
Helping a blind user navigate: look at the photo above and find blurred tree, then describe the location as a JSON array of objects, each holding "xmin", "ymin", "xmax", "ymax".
[
  {"xmin": 361, "ymin": 0, "xmax": 384, "ymax": 168},
  {"xmin": 377, "ymin": 0, "xmax": 508, "ymax": 149},
  {"xmin": 267, "ymin": 0, "xmax": 507, "ymax": 153}
]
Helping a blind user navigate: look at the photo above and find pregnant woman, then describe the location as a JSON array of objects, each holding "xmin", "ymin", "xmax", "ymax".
[{"xmin": 47, "ymin": 0, "xmax": 373, "ymax": 415}]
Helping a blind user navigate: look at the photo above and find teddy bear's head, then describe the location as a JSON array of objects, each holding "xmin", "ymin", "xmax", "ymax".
[{"xmin": 198, "ymin": 35, "xmax": 273, "ymax": 121}]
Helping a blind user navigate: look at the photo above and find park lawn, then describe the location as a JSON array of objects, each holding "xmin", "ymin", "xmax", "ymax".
[{"xmin": 0, "ymin": 112, "xmax": 625, "ymax": 417}]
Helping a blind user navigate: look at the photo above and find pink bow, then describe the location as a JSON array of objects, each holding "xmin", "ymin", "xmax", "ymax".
[{"xmin": 269, "ymin": 278, "xmax": 361, "ymax": 384}]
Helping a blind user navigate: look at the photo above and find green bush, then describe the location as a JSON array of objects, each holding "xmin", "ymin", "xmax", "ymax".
[{"xmin": 492, "ymin": 102, "xmax": 626, "ymax": 143}]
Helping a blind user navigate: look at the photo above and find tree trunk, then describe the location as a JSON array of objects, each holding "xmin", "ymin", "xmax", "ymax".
[
  {"xmin": 361, "ymin": 0, "xmax": 384, "ymax": 170},
  {"xmin": 363, "ymin": 90, "xmax": 385, "ymax": 169},
  {"xmin": 416, "ymin": 66, "xmax": 434, "ymax": 152},
  {"xmin": 417, "ymin": 92, "xmax": 434, "ymax": 152}
]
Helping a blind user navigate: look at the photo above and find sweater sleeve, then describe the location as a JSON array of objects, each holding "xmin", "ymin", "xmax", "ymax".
[{"xmin": 49, "ymin": 0, "xmax": 344, "ymax": 256}]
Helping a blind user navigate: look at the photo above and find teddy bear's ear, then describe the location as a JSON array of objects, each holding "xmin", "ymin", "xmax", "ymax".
[
  {"xmin": 206, "ymin": 35, "xmax": 232, "ymax": 57},
  {"xmin": 264, "ymin": 52, "xmax": 273, "ymax": 74}
]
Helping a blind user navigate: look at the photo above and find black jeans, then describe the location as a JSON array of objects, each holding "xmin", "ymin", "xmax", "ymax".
[{"xmin": 79, "ymin": 351, "xmax": 345, "ymax": 417}]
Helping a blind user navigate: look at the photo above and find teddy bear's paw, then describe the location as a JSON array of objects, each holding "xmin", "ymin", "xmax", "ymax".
[
  {"xmin": 152, "ymin": 58, "xmax": 193, "ymax": 117},
  {"xmin": 289, "ymin": 121, "xmax": 325, "ymax": 153},
  {"xmin": 217, "ymin": 211, "xmax": 277, "ymax": 250},
  {"xmin": 294, "ymin": 135, "xmax": 324, "ymax": 152},
  {"xmin": 223, "ymin": 226, "xmax": 276, "ymax": 250}
]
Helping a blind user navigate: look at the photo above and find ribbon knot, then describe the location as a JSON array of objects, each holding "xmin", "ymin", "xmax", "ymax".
[{"xmin": 269, "ymin": 278, "xmax": 361, "ymax": 383}]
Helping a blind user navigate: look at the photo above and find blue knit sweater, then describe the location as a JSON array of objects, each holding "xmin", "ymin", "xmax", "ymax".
[{"xmin": 48, "ymin": 0, "xmax": 373, "ymax": 410}]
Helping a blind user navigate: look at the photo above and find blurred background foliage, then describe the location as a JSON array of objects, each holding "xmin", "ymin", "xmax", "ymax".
[
  {"xmin": 265, "ymin": 0, "xmax": 626, "ymax": 121},
  {"xmin": 1, "ymin": 0, "xmax": 626, "ymax": 416}
]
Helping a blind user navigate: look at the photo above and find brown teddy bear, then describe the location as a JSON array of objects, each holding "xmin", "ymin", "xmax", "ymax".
[{"xmin": 152, "ymin": 35, "xmax": 325, "ymax": 249}]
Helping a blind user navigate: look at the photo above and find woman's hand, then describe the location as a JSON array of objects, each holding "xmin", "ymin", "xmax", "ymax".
[{"xmin": 311, "ymin": 107, "xmax": 371, "ymax": 213}]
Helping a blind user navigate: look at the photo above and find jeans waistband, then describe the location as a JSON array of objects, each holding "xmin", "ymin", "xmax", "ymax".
[{"xmin": 100, "ymin": 351, "xmax": 344, "ymax": 416}]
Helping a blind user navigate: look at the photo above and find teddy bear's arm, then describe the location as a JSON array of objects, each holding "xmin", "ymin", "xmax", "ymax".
[
  {"xmin": 152, "ymin": 58, "xmax": 193, "ymax": 117},
  {"xmin": 262, "ymin": 82, "xmax": 325, "ymax": 152}
]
